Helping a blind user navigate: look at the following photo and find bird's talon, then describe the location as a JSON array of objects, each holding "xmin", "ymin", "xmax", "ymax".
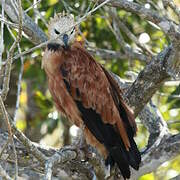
[{"xmin": 104, "ymin": 165, "xmax": 111, "ymax": 179}]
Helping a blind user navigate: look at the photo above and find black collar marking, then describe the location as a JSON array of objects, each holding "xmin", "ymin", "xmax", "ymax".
[{"xmin": 47, "ymin": 43, "xmax": 61, "ymax": 51}]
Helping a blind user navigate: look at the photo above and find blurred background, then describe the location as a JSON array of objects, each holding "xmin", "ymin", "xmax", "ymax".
[{"xmin": 0, "ymin": 0, "xmax": 179, "ymax": 179}]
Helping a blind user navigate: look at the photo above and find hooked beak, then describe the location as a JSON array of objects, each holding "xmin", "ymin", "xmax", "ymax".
[{"xmin": 63, "ymin": 34, "xmax": 69, "ymax": 49}]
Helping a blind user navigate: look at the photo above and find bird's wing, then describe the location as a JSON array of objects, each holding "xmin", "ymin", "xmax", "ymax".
[
  {"xmin": 43, "ymin": 48, "xmax": 83, "ymax": 127},
  {"xmin": 60, "ymin": 43, "xmax": 131, "ymax": 150},
  {"xmin": 101, "ymin": 66, "xmax": 137, "ymax": 134}
]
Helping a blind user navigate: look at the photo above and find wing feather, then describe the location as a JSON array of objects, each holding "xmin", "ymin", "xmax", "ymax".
[
  {"xmin": 101, "ymin": 66, "xmax": 137, "ymax": 134},
  {"xmin": 58, "ymin": 43, "xmax": 130, "ymax": 150}
]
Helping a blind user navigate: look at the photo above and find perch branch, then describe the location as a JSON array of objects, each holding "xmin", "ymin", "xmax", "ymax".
[
  {"xmin": 44, "ymin": 149, "xmax": 77, "ymax": 180},
  {"xmin": 0, "ymin": 129, "xmax": 179, "ymax": 179}
]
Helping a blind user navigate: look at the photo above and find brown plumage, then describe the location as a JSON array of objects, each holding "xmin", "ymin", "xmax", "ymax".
[{"xmin": 42, "ymin": 13, "xmax": 141, "ymax": 179}]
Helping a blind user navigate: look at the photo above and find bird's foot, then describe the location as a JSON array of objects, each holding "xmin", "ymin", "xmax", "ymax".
[
  {"xmin": 75, "ymin": 124, "xmax": 86, "ymax": 149},
  {"xmin": 104, "ymin": 164, "xmax": 111, "ymax": 179}
]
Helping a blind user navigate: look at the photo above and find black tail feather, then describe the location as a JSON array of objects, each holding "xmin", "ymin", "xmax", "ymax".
[
  {"xmin": 73, "ymin": 100, "xmax": 141, "ymax": 179},
  {"xmin": 128, "ymin": 137, "xmax": 141, "ymax": 170},
  {"xmin": 106, "ymin": 134, "xmax": 141, "ymax": 179},
  {"xmin": 109, "ymin": 146, "xmax": 131, "ymax": 179}
]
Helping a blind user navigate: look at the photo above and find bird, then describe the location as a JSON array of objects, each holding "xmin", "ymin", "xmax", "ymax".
[{"xmin": 42, "ymin": 12, "xmax": 141, "ymax": 179}]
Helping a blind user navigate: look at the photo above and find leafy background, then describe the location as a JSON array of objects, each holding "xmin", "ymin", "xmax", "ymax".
[{"xmin": 1, "ymin": 0, "xmax": 180, "ymax": 179}]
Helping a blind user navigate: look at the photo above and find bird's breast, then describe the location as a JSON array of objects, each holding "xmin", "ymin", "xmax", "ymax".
[{"xmin": 42, "ymin": 47, "xmax": 65, "ymax": 75}]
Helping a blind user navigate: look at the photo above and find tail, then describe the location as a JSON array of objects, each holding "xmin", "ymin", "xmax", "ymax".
[
  {"xmin": 101, "ymin": 67, "xmax": 141, "ymax": 178},
  {"xmin": 105, "ymin": 132, "xmax": 141, "ymax": 179}
]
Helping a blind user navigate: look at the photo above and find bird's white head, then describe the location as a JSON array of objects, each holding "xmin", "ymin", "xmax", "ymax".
[{"xmin": 48, "ymin": 12, "xmax": 76, "ymax": 48}]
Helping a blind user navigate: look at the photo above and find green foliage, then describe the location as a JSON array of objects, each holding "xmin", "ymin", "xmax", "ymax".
[{"xmin": 167, "ymin": 84, "xmax": 180, "ymax": 109}]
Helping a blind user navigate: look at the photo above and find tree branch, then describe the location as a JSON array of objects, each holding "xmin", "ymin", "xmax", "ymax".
[
  {"xmin": 99, "ymin": 0, "xmax": 180, "ymax": 42},
  {"xmin": 0, "ymin": 0, "xmax": 47, "ymax": 44},
  {"xmin": 126, "ymin": 45, "xmax": 172, "ymax": 116},
  {"xmin": 0, "ymin": 129, "xmax": 179, "ymax": 179}
]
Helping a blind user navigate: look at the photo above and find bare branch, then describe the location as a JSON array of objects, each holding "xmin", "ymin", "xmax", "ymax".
[
  {"xmin": 125, "ymin": 45, "xmax": 178, "ymax": 116},
  {"xmin": 1, "ymin": 0, "xmax": 23, "ymax": 101},
  {"xmin": 0, "ymin": 96, "xmax": 18, "ymax": 178},
  {"xmin": 106, "ymin": 7, "xmax": 152, "ymax": 61},
  {"xmin": 88, "ymin": 46, "xmax": 148, "ymax": 62},
  {"xmin": 0, "ymin": 0, "xmax": 5, "ymax": 69},
  {"xmin": 6, "ymin": 25, "xmax": 24, "ymax": 123},
  {"xmin": 13, "ymin": 44, "xmax": 24, "ymax": 123},
  {"xmin": 25, "ymin": 0, "xmax": 42, "ymax": 13},
  {"xmin": 0, "ymin": 0, "xmax": 47, "ymax": 44},
  {"xmin": 98, "ymin": 0, "xmax": 180, "ymax": 42},
  {"xmin": 0, "ymin": 17, "xmax": 18, "ymax": 28},
  {"xmin": 0, "ymin": 129, "xmax": 179, "ymax": 179},
  {"xmin": 133, "ymin": 133, "xmax": 180, "ymax": 179},
  {"xmin": 25, "ymin": 0, "xmax": 48, "ymax": 27},
  {"xmin": 163, "ymin": 0, "xmax": 180, "ymax": 21},
  {"xmin": 113, "ymin": 17, "xmax": 153, "ymax": 56},
  {"xmin": 139, "ymin": 102, "xmax": 169, "ymax": 149},
  {"xmin": 44, "ymin": 149, "xmax": 77, "ymax": 180},
  {"xmin": 10, "ymin": 121, "xmax": 48, "ymax": 164},
  {"xmin": 0, "ymin": 136, "xmax": 11, "ymax": 158},
  {"xmin": 0, "ymin": 164, "xmax": 12, "ymax": 180}
]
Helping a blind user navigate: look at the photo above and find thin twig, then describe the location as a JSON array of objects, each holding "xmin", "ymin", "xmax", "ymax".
[
  {"xmin": 61, "ymin": 0, "xmax": 78, "ymax": 14},
  {"xmin": 157, "ymin": 92, "xmax": 180, "ymax": 99},
  {"xmin": 1, "ymin": 0, "xmax": 23, "ymax": 101},
  {"xmin": 116, "ymin": 18, "xmax": 153, "ymax": 56},
  {"xmin": 147, "ymin": 0, "xmax": 160, "ymax": 11},
  {"xmin": 0, "ymin": 96, "xmax": 18, "ymax": 179},
  {"xmin": 13, "ymin": 40, "xmax": 50, "ymax": 60},
  {"xmin": 0, "ymin": 137, "xmax": 11, "ymax": 159},
  {"xmin": 25, "ymin": 0, "xmax": 42, "ymax": 13},
  {"xmin": 104, "ymin": 7, "xmax": 151, "ymax": 62},
  {"xmin": 25, "ymin": 0, "xmax": 48, "ymax": 27},
  {"xmin": 13, "ymin": 44, "xmax": 24, "ymax": 123},
  {"xmin": 0, "ymin": 17, "xmax": 18, "ymax": 28},
  {"xmin": 0, "ymin": 164, "xmax": 12, "ymax": 180},
  {"xmin": 84, "ymin": 0, "xmax": 93, "ymax": 15},
  {"xmin": 0, "ymin": 0, "xmax": 23, "ymax": 178},
  {"xmin": 105, "ymin": 8, "xmax": 126, "ymax": 51},
  {"xmin": 168, "ymin": 120, "xmax": 180, "ymax": 125},
  {"xmin": 61, "ymin": 0, "xmax": 74, "ymax": 13},
  {"xmin": 163, "ymin": 0, "xmax": 180, "ymax": 21},
  {"xmin": 77, "ymin": 0, "xmax": 111, "ymax": 27},
  {"xmin": 0, "ymin": 0, "xmax": 5, "ymax": 70},
  {"xmin": 6, "ymin": 26, "xmax": 24, "ymax": 123}
]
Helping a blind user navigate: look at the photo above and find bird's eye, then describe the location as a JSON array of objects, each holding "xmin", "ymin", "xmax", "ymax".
[
  {"xmin": 70, "ymin": 27, "xmax": 75, "ymax": 35},
  {"xmin": 54, "ymin": 29, "xmax": 60, "ymax": 35}
]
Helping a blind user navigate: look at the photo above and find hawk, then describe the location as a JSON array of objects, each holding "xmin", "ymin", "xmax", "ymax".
[{"xmin": 42, "ymin": 13, "xmax": 141, "ymax": 179}]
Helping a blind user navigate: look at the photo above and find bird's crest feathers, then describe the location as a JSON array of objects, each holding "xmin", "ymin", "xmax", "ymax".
[
  {"xmin": 48, "ymin": 12, "xmax": 76, "ymax": 45},
  {"xmin": 48, "ymin": 11, "xmax": 74, "ymax": 27}
]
